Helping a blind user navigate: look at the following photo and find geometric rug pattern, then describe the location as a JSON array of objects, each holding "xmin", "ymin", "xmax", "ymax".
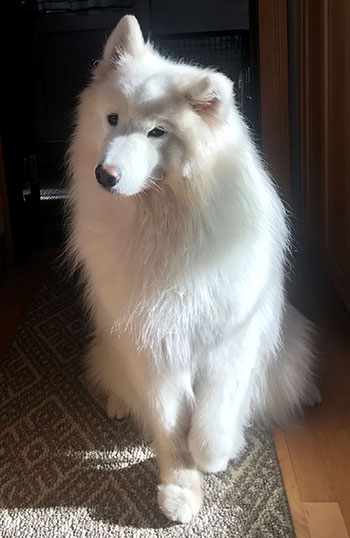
[{"xmin": 0, "ymin": 266, "xmax": 295, "ymax": 537}]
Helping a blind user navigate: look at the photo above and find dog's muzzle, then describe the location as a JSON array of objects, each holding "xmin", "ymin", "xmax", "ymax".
[{"xmin": 95, "ymin": 164, "xmax": 122, "ymax": 191}]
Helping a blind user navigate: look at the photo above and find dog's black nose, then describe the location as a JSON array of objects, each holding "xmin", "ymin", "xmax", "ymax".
[{"xmin": 95, "ymin": 164, "xmax": 121, "ymax": 190}]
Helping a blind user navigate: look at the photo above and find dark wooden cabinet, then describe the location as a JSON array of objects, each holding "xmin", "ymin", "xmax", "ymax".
[
  {"xmin": 257, "ymin": 0, "xmax": 290, "ymax": 200},
  {"xmin": 300, "ymin": 0, "xmax": 350, "ymax": 307}
]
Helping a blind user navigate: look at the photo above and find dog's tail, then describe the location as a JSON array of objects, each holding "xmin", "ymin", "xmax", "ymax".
[{"xmin": 252, "ymin": 304, "xmax": 321, "ymax": 427}]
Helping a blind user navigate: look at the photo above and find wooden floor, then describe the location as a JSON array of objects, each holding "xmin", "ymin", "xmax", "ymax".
[
  {"xmin": 1, "ymin": 249, "xmax": 350, "ymax": 538},
  {"xmin": 275, "ymin": 256, "xmax": 350, "ymax": 538}
]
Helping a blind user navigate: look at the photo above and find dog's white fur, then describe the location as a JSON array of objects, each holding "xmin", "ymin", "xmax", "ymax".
[{"xmin": 66, "ymin": 15, "xmax": 320, "ymax": 523}]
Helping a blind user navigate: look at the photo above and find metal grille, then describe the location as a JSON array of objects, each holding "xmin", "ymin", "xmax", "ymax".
[
  {"xmin": 154, "ymin": 31, "xmax": 251, "ymax": 119},
  {"xmin": 21, "ymin": 0, "xmax": 130, "ymax": 12}
]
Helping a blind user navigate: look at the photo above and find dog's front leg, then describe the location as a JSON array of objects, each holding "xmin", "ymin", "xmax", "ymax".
[
  {"xmin": 188, "ymin": 334, "xmax": 258, "ymax": 474},
  {"xmin": 146, "ymin": 378, "xmax": 202, "ymax": 523}
]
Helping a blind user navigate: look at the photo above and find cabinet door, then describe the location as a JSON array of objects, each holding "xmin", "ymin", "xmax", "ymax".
[
  {"xmin": 301, "ymin": 0, "xmax": 350, "ymax": 307},
  {"xmin": 258, "ymin": 0, "xmax": 290, "ymax": 200}
]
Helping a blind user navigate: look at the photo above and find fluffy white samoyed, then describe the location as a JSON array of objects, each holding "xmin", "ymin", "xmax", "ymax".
[{"xmin": 66, "ymin": 15, "xmax": 320, "ymax": 523}]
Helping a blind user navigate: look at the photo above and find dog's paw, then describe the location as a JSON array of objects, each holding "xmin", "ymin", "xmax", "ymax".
[
  {"xmin": 106, "ymin": 393, "xmax": 128, "ymax": 420},
  {"xmin": 157, "ymin": 470, "xmax": 202, "ymax": 523}
]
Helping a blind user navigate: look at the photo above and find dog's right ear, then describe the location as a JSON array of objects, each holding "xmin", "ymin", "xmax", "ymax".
[
  {"xmin": 103, "ymin": 15, "xmax": 145, "ymax": 63},
  {"xmin": 185, "ymin": 72, "xmax": 233, "ymax": 123}
]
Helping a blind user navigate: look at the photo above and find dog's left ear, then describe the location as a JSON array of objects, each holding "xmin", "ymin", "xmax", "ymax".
[
  {"xmin": 103, "ymin": 15, "xmax": 145, "ymax": 63},
  {"xmin": 185, "ymin": 72, "xmax": 233, "ymax": 121}
]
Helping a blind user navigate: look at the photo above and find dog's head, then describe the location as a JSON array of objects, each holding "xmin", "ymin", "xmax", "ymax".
[{"xmin": 79, "ymin": 15, "xmax": 234, "ymax": 196}]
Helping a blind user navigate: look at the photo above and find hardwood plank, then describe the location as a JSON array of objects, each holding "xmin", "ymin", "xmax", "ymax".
[
  {"xmin": 274, "ymin": 430, "xmax": 311, "ymax": 538},
  {"xmin": 284, "ymin": 426, "xmax": 335, "ymax": 502},
  {"xmin": 316, "ymin": 429, "xmax": 350, "ymax": 532},
  {"xmin": 303, "ymin": 502, "xmax": 349, "ymax": 538}
]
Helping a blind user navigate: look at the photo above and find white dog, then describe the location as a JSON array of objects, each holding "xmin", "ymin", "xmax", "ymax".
[{"xmin": 66, "ymin": 15, "xmax": 320, "ymax": 523}]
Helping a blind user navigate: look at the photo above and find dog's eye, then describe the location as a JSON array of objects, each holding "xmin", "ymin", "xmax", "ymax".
[
  {"xmin": 107, "ymin": 114, "xmax": 119, "ymax": 126},
  {"xmin": 147, "ymin": 127, "xmax": 166, "ymax": 138}
]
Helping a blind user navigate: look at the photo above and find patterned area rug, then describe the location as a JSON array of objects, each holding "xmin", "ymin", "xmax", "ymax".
[{"xmin": 0, "ymin": 266, "xmax": 295, "ymax": 537}]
